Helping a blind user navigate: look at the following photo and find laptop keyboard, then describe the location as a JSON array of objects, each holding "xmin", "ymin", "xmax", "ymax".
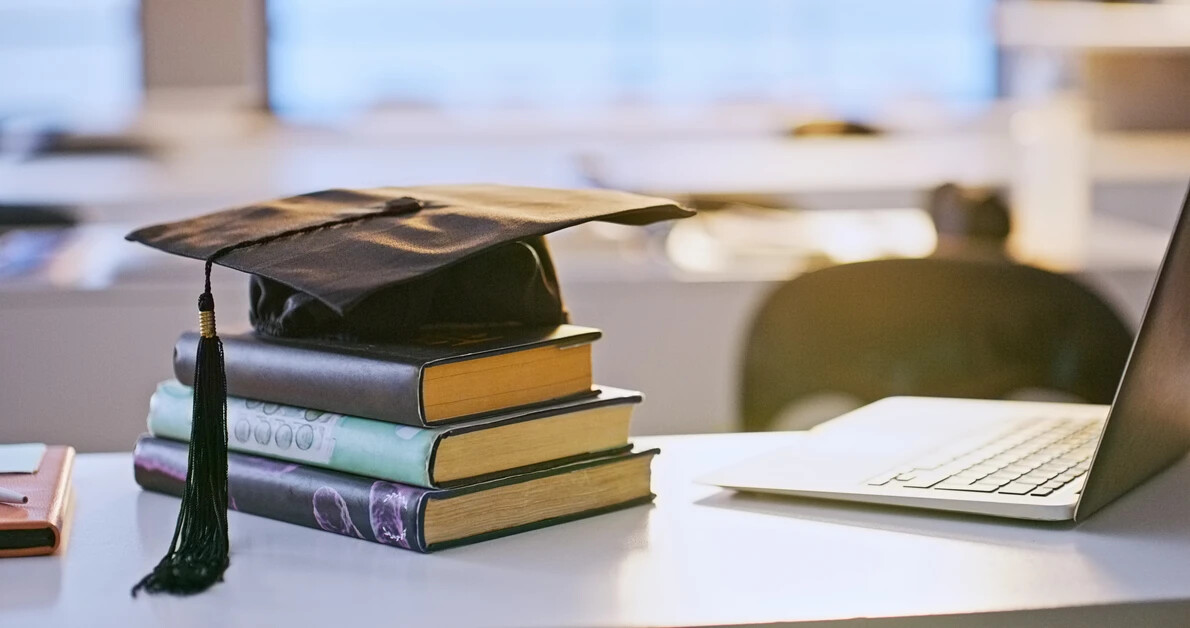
[{"xmin": 866, "ymin": 418, "xmax": 1102, "ymax": 497}]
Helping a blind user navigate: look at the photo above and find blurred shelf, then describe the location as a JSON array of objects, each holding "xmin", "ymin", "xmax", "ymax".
[
  {"xmin": 2, "ymin": 108, "xmax": 1188, "ymax": 225},
  {"xmin": 1095, "ymin": 130, "xmax": 1190, "ymax": 181},
  {"xmin": 999, "ymin": 0, "xmax": 1190, "ymax": 51},
  {"xmin": 591, "ymin": 131, "xmax": 1190, "ymax": 197},
  {"xmin": 586, "ymin": 135, "xmax": 1009, "ymax": 196}
]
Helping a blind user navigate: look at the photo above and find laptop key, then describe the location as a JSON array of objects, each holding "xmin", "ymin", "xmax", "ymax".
[
  {"xmin": 866, "ymin": 472, "xmax": 900, "ymax": 486},
  {"xmin": 936, "ymin": 482, "xmax": 1001, "ymax": 493},
  {"xmin": 1031, "ymin": 488, "xmax": 1056, "ymax": 496},
  {"xmin": 999, "ymin": 482, "xmax": 1040, "ymax": 495},
  {"xmin": 985, "ymin": 472, "xmax": 1019, "ymax": 484},
  {"xmin": 903, "ymin": 474, "xmax": 950, "ymax": 489}
]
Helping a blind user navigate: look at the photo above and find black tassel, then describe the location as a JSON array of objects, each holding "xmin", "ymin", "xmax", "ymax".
[{"xmin": 132, "ymin": 275, "xmax": 230, "ymax": 596}]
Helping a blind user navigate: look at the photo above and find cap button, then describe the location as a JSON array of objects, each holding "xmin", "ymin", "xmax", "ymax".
[{"xmin": 384, "ymin": 197, "xmax": 421, "ymax": 213}]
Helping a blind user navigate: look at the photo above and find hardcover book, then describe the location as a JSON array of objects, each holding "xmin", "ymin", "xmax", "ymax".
[
  {"xmin": 147, "ymin": 380, "xmax": 642, "ymax": 487},
  {"xmin": 0, "ymin": 446, "xmax": 74, "ymax": 558},
  {"xmin": 134, "ymin": 437, "xmax": 656, "ymax": 552},
  {"xmin": 174, "ymin": 324, "xmax": 600, "ymax": 426}
]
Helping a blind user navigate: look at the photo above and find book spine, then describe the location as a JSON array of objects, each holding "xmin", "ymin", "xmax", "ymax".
[
  {"xmin": 174, "ymin": 332, "xmax": 427, "ymax": 426},
  {"xmin": 147, "ymin": 380, "xmax": 438, "ymax": 487},
  {"xmin": 134, "ymin": 436, "xmax": 431, "ymax": 553}
]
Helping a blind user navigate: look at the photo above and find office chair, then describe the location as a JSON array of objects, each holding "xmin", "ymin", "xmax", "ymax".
[{"xmin": 740, "ymin": 258, "xmax": 1134, "ymax": 432}]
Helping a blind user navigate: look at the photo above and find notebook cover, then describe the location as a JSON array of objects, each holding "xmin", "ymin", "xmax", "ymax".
[
  {"xmin": 174, "ymin": 324, "xmax": 601, "ymax": 426},
  {"xmin": 147, "ymin": 381, "xmax": 642, "ymax": 488},
  {"xmin": 133, "ymin": 437, "xmax": 656, "ymax": 553},
  {"xmin": 0, "ymin": 446, "xmax": 74, "ymax": 558}
]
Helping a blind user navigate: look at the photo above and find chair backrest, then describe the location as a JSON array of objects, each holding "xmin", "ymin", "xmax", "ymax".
[{"xmin": 741, "ymin": 258, "xmax": 1134, "ymax": 431}]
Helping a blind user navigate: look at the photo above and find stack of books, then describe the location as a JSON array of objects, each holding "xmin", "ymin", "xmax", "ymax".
[{"xmin": 132, "ymin": 324, "xmax": 656, "ymax": 553}]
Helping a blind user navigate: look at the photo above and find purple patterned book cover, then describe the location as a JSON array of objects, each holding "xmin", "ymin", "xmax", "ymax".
[{"xmin": 134, "ymin": 436, "xmax": 429, "ymax": 551}]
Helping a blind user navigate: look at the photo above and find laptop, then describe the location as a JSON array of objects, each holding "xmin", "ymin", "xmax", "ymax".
[{"xmin": 702, "ymin": 188, "xmax": 1190, "ymax": 522}]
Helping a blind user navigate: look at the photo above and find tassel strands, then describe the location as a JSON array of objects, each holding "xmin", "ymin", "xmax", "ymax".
[{"xmin": 132, "ymin": 264, "xmax": 230, "ymax": 596}]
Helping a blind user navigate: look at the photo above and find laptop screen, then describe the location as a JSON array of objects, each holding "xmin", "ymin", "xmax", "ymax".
[{"xmin": 1078, "ymin": 186, "xmax": 1190, "ymax": 519}]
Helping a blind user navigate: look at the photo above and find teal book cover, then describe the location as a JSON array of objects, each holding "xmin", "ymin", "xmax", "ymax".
[{"xmin": 147, "ymin": 380, "xmax": 641, "ymax": 488}]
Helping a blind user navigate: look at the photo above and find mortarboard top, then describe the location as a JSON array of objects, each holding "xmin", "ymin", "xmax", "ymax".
[
  {"xmin": 128, "ymin": 184, "xmax": 694, "ymax": 340},
  {"xmin": 125, "ymin": 184, "xmax": 692, "ymax": 597}
]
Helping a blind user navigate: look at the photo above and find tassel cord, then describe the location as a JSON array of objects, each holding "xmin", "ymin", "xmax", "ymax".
[{"xmin": 132, "ymin": 274, "xmax": 229, "ymax": 596}]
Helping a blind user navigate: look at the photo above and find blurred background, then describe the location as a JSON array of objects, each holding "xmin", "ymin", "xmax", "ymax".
[{"xmin": 2, "ymin": 0, "xmax": 1189, "ymax": 450}]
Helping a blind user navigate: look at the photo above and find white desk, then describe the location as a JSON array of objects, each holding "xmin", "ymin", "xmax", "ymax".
[{"xmin": 2, "ymin": 433, "xmax": 1190, "ymax": 627}]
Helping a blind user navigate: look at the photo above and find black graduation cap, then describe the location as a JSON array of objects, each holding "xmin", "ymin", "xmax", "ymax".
[{"xmin": 125, "ymin": 184, "xmax": 692, "ymax": 596}]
